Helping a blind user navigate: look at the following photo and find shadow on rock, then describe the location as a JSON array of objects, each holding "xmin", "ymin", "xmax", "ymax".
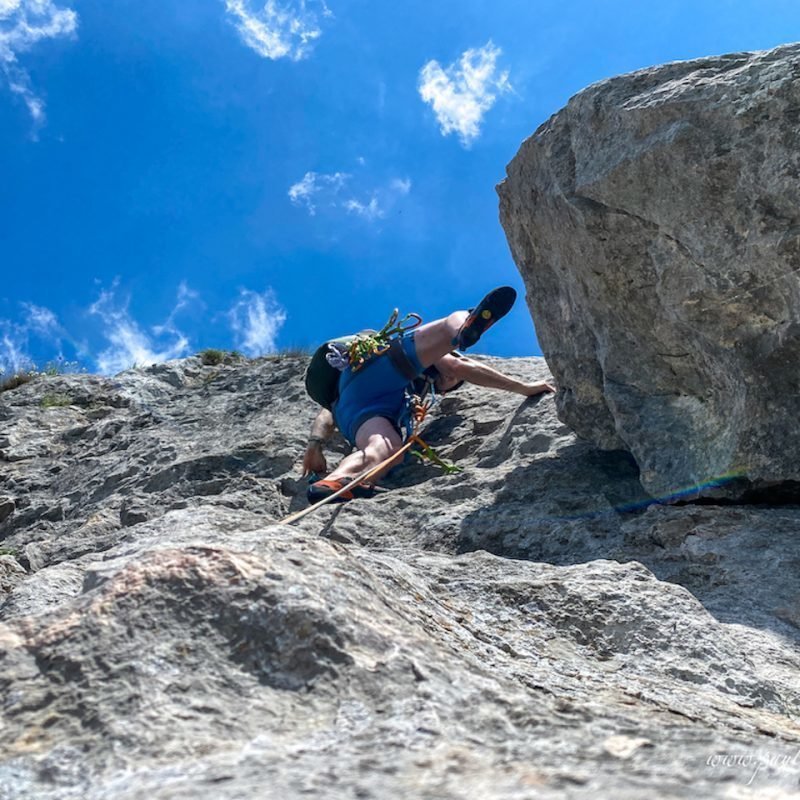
[
  {"xmin": 457, "ymin": 442, "xmax": 652, "ymax": 563},
  {"xmin": 459, "ymin": 443, "xmax": 800, "ymax": 648}
]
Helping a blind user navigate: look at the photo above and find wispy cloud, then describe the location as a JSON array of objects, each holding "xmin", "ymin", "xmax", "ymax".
[
  {"xmin": 89, "ymin": 283, "xmax": 196, "ymax": 375},
  {"xmin": 152, "ymin": 281, "xmax": 200, "ymax": 338},
  {"xmin": 389, "ymin": 177, "xmax": 412, "ymax": 195},
  {"xmin": 0, "ymin": 282, "xmax": 287, "ymax": 375},
  {"xmin": 344, "ymin": 196, "xmax": 382, "ymax": 221},
  {"xmin": 418, "ymin": 41, "xmax": 511, "ymax": 147},
  {"xmin": 288, "ymin": 169, "xmax": 412, "ymax": 222},
  {"xmin": 223, "ymin": 0, "xmax": 331, "ymax": 61},
  {"xmin": 227, "ymin": 288, "xmax": 286, "ymax": 356},
  {"xmin": 0, "ymin": 0, "xmax": 78, "ymax": 129},
  {"xmin": 21, "ymin": 302, "xmax": 59, "ymax": 336},
  {"xmin": 0, "ymin": 301, "xmax": 65, "ymax": 373},
  {"xmin": 288, "ymin": 171, "xmax": 349, "ymax": 215},
  {"xmin": 0, "ymin": 327, "xmax": 31, "ymax": 374}
]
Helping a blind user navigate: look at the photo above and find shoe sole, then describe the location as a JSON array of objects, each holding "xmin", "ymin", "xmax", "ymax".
[
  {"xmin": 307, "ymin": 480, "xmax": 376, "ymax": 504},
  {"xmin": 457, "ymin": 286, "xmax": 517, "ymax": 350}
]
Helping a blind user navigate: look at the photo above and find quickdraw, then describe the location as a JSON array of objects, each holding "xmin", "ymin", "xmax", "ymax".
[
  {"xmin": 405, "ymin": 391, "xmax": 462, "ymax": 474},
  {"xmin": 410, "ymin": 438, "xmax": 463, "ymax": 475},
  {"xmin": 410, "ymin": 394, "xmax": 431, "ymax": 426},
  {"xmin": 348, "ymin": 309, "xmax": 422, "ymax": 372}
]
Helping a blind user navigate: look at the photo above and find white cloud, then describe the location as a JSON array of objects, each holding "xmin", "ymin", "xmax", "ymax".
[
  {"xmin": 89, "ymin": 283, "xmax": 195, "ymax": 375},
  {"xmin": 289, "ymin": 169, "xmax": 411, "ymax": 222},
  {"xmin": 21, "ymin": 302, "xmax": 59, "ymax": 336},
  {"xmin": 288, "ymin": 170, "xmax": 349, "ymax": 215},
  {"xmin": 224, "ymin": 0, "xmax": 330, "ymax": 61},
  {"xmin": 152, "ymin": 281, "xmax": 200, "ymax": 337},
  {"xmin": 418, "ymin": 41, "xmax": 511, "ymax": 147},
  {"xmin": 344, "ymin": 196, "xmax": 382, "ymax": 221},
  {"xmin": 390, "ymin": 177, "xmax": 412, "ymax": 195},
  {"xmin": 0, "ymin": 328, "xmax": 30, "ymax": 374},
  {"xmin": 227, "ymin": 288, "xmax": 286, "ymax": 356},
  {"xmin": 0, "ymin": 0, "xmax": 77, "ymax": 128}
]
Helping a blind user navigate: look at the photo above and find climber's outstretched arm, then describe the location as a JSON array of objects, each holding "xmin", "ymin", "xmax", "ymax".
[
  {"xmin": 302, "ymin": 408, "xmax": 335, "ymax": 476},
  {"xmin": 435, "ymin": 354, "xmax": 555, "ymax": 397}
]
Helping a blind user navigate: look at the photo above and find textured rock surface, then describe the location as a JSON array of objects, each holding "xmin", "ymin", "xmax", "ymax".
[
  {"xmin": 1, "ymin": 356, "xmax": 799, "ymax": 798},
  {"xmin": 498, "ymin": 42, "xmax": 800, "ymax": 499}
]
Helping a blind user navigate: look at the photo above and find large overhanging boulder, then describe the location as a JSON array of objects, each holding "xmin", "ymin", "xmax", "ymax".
[{"xmin": 498, "ymin": 42, "xmax": 800, "ymax": 500}]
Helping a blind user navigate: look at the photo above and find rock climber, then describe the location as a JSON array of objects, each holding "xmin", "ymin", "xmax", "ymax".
[{"xmin": 301, "ymin": 287, "xmax": 555, "ymax": 502}]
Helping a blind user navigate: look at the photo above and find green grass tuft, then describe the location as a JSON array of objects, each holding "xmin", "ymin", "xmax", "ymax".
[
  {"xmin": 278, "ymin": 346, "xmax": 313, "ymax": 357},
  {"xmin": 199, "ymin": 349, "xmax": 247, "ymax": 366},
  {"xmin": 0, "ymin": 371, "xmax": 36, "ymax": 393},
  {"xmin": 264, "ymin": 345, "xmax": 313, "ymax": 360},
  {"xmin": 41, "ymin": 393, "xmax": 73, "ymax": 408},
  {"xmin": 40, "ymin": 361, "xmax": 78, "ymax": 376},
  {"xmin": 0, "ymin": 359, "xmax": 85, "ymax": 393}
]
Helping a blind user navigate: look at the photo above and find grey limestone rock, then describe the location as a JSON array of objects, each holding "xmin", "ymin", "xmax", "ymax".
[
  {"xmin": 498, "ymin": 42, "xmax": 800, "ymax": 499},
  {"xmin": 0, "ymin": 497, "xmax": 14, "ymax": 524},
  {"xmin": 0, "ymin": 556, "xmax": 25, "ymax": 595},
  {"xmin": 0, "ymin": 354, "xmax": 798, "ymax": 798}
]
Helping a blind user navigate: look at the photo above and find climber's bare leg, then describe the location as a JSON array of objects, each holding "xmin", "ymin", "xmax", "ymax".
[
  {"xmin": 413, "ymin": 311, "xmax": 469, "ymax": 368},
  {"xmin": 326, "ymin": 416, "xmax": 403, "ymax": 483}
]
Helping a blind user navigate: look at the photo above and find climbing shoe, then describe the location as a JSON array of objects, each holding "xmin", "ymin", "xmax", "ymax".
[
  {"xmin": 307, "ymin": 478, "xmax": 376, "ymax": 504},
  {"xmin": 455, "ymin": 286, "xmax": 517, "ymax": 351}
]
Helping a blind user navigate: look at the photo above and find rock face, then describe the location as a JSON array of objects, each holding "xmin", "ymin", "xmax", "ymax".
[
  {"xmin": 1, "ymin": 356, "xmax": 799, "ymax": 798},
  {"xmin": 498, "ymin": 42, "xmax": 800, "ymax": 499}
]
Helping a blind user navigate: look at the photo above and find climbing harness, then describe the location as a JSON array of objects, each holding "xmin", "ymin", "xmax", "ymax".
[
  {"xmin": 342, "ymin": 308, "xmax": 422, "ymax": 372},
  {"xmin": 306, "ymin": 308, "xmax": 423, "ymax": 410}
]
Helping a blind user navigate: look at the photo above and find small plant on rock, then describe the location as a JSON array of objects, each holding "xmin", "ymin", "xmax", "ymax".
[
  {"xmin": 41, "ymin": 393, "xmax": 73, "ymax": 408},
  {"xmin": 266, "ymin": 346, "xmax": 313, "ymax": 360},
  {"xmin": 1, "ymin": 358, "xmax": 85, "ymax": 393},
  {"xmin": 200, "ymin": 349, "xmax": 225, "ymax": 366},
  {"xmin": 199, "ymin": 349, "xmax": 246, "ymax": 366},
  {"xmin": 40, "ymin": 359, "xmax": 83, "ymax": 377},
  {"xmin": 0, "ymin": 370, "xmax": 36, "ymax": 393}
]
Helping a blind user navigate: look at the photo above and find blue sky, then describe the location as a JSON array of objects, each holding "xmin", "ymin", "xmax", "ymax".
[{"xmin": 1, "ymin": 0, "xmax": 799, "ymax": 374}]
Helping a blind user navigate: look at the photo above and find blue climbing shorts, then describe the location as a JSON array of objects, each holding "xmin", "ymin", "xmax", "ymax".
[{"xmin": 333, "ymin": 334, "xmax": 424, "ymax": 446}]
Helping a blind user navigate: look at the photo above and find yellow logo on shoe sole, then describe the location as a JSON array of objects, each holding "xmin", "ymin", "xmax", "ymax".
[{"xmin": 481, "ymin": 310, "xmax": 492, "ymax": 319}]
